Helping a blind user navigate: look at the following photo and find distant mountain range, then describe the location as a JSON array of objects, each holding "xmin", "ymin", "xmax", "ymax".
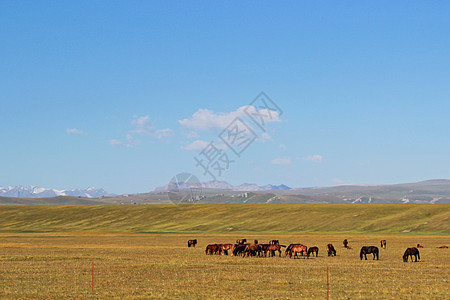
[
  {"xmin": 1, "ymin": 179, "xmax": 449, "ymax": 204},
  {"xmin": 154, "ymin": 180, "xmax": 291, "ymax": 192},
  {"xmin": 0, "ymin": 186, "xmax": 114, "ymax": 199}
]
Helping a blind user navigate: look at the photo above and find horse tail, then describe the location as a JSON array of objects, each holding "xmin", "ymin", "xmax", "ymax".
[
  {"xmin": 417, "ymin": 249, "xmax": 420, "ymax": 260},
  {"xmin": 360, "ymin": 248, "xmax": 364, "ymax": 260}
]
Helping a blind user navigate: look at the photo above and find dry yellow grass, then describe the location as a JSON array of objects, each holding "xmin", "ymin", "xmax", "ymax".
[{"xmin": 0, "ymin": 233, "xmax": 448, "ymax": 299}]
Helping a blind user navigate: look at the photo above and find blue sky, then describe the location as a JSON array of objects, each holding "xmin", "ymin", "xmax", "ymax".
[{"xmin": 0, "ymin": 1, "xmax": 449, "ymax": 194}]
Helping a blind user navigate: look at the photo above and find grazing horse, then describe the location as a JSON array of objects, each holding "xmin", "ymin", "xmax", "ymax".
[
  {"xmin": 218, "ymin": 244, "xmax": 234, "ymax": 255},
  {"xmin": 307, "ymin": 247, "xmax": 319, "ymax": 257},
  {"xmin": 307, "ymin": 246, "xmax": 319, "ymax": 257},
  {"xmin": 327, "ymin": 244, "xmax": 336, "ymax": 257},
  {"xmin": 403, "ymin": 247, "xmax": 420, "ymax": 262},
  {"xmin": 289, "ymin": 245, "xmax": 308, "ymax": 259},
  {"xmin": 242, "ymin": 244, "xmax": 262, "ymax": 257},
  {"xmin": 187, "ymin": 239, "xmax": 197, "ymax": 247},
  {"xmin": 265, "ymin": 244, "xmax": 285, "ymax": 257},
  {"xmin": 285, "ymin": 243, "xmax": 306, "ymax": 256},
  {"xmin": 380, "ymin": 240, "xmax": 386, "ymax": 249},
  {"xmin": 205, "ymin": 244, "xmax": 219, "ymax": 255},
  {"xmin": 417, "ymin": 244, "xmax": 424, "ymax": 248},
  {"xmin": 232, "ymin": 244, "xmax": 247, "ymax": 256},
  {"xmin": 343, "ymin": 239, "xmax": 348, "ymax": 248},
  {"xmin": 236, "ymin": 239, "xmax": 247, "ymax": 244},
  {"xmin": 360, "ymin": 246, "xmax": 379, "ymax": 260},
  {"xmin": 269, "ymin": 240, "xmax": 279, "ymax": 245}
]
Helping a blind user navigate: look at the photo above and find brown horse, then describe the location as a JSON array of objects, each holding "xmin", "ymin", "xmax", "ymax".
[
  {"xmin": 205, "ymin": 244, "xmax": 219, "ymax": 255},
  {"xmin": 403, "ymin": 247, "xmax": 420, "ymax": 262},
  {"xmin": 327, "ymin": 244, "xmax": 336, "ymax": 256},
  {"xmin": 242, "ymin": 244, "xmax": 262, "ymax": 257},
  {"xmin": 218, "ymin": 243, "xmax": 234, "ymax": 255},
  {"xmin": 307, "ymin": 246, "xmax": 319, "ymax": 257},
  {"xmin": 289, "ymin": 245, "xmax": 308, "ymax": 259},
  {"xmin": 380, "ymin": 240, "xmax": 386, "ymax": 249},
  {"xmin": 360, "ymin": 246, "xmax": 379, "ymax": 260},
  {"xmin": 437, "ymin": 245, "xmax": 448, "ymax": 248},
  {"xmin": 236, "ymin": 239, "xmax": 247, "ymax": 244},
  {"xmin": 417, "ymin": 244, "xmax": 424, "ymax": 248},
  {"xmin": 187, "ymin": 239, "xmax": 197, "ymax": 247},
  {"xmin": 232, "ymin": 244, "xmax": 247, "ymax": 256},
  {"xmin": 285, "ymin": 243, "xmax": 304, "ymax": 256},
  {"xmin": 265, "ymin": 244, "xmax": 285, "ymax": 257},
  {"xmin": 343, "ymin": 239, "xmax": 348, "ymax": 248}
]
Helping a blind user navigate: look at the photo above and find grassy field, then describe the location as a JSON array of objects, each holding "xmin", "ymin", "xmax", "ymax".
[
  {"xmin": 0, "ymin": 204, "xmax": 448, "ymax": 235},
  {"xmin": 0, "ymin": 204, "xmax": 448, "ymax": 299},
  {"xmin": 0, "ymin": 233, "xmax": 448, "ymax": 299}
]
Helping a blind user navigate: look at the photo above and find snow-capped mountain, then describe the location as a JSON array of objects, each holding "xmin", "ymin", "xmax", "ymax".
[
  {"xmin": 155, "ymin": 180, "xmax": 291, "ymax": 192},
  {"xmin": 0, "ymin": 186, "xmax": 114, "ymax": 198}
]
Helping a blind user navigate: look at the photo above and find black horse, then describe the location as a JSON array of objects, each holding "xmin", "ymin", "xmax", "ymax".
[
  {"xmin": 360, "ymin": 246, "xmax": 379, "ymax": 260},
  {"xmin": 403, "ymin": 247, "xmax": 420, "ymax": 262},
  {"xmin": 307, "ymin": 246, "xmax": 319, "ymax": 257}
]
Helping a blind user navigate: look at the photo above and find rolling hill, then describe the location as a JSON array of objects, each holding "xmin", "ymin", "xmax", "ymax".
[{"xmin": 0, "ymin": 204, "xmax": 448, "ymax": 235}]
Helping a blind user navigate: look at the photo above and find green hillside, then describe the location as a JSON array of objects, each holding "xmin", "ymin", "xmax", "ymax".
[{"xmin": 0, "ymin": 204, "xmax": 448, "ymax": 235}]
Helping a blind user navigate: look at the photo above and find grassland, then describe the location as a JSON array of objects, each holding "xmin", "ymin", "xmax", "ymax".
[
  {"xmin": 0, "ymin": 233, "xmax": 448, "ymax": 299},
  {"xmin": 0, "ymin": 204, "xmax": 448, "ymax": 235},
  {"xmin": 0, "ymin": 204, "xmax": 448, "ymax": 299}
]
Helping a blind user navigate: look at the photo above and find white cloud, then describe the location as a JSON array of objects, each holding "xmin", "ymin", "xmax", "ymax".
[
  {"xmin": 179, "ymin": 105, "xmax": 280, "ymax": 131},
  {"xmin": 271, "ymin": 157, "xmax": 292, "ymax": 165},
  {"xmin": 110, "ymin": 134, "xmax": 140, "ymax": 148},
  {"xmin": 131, "ymin": 116, "xmax": 173, "ymax": 138},
  {"xmin": 304, "ymin": 154, "xmax": 323, "ymax": 163},
  {"xmin": 66, "ymin": 128, "xmax": 86, "ymax": 135},
  {"xmin": 261, "ymin": 132, "xmax": 273, "ymax": 142},
  {"xmin": 182, "ymin": 140, "xmax": 227, "ymax": 151},
  {"xmin": 186, "ymin": 131, "xmax": 200, "ymax": 138}
]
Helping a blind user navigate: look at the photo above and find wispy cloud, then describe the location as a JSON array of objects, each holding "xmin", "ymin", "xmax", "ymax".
[
  {"xmin": 66, "ymin": 128, "xmax": 86, "ymax": 135},
  {"xmin": 304, "ymin": 154, "xmax": 323, "ymax": 163},
  {"xmin": 110, "ymin": 134, "xmax": 141, "ymax": 148},
  {"xmin": 271, "ymin": 157, "xmax": 292, "ymax": 165},
  {"xmin": 182, "ymin": 140, "xmax": 227, "ymax": 151},
  {"xmin": 179, "ymin": 105, "xmax": 280, "ymax": 132},
  {"xmin": 131, "ymin": 116, "xmax": 173, "ymax": 138},
  {"xmin": 110, "ymin": 115, "xmax": 172, "ymax": 148}
]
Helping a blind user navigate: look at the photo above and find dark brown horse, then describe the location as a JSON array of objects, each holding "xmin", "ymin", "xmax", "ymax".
[
  {"xmin": 242, "ymin": 244, "xmax": 262, "ymax": 257},
  {"xmin": 343, "ymin": 239, "xmax": 348, "ymax": 248},
  {"xmin": 360, "ymin": 246, "xmax": 379, "ymax": 260},
  {"xmin": 236, "ymin": 239, "xmax": 247, "ymax": 244},
  {"xmin": 380, "ymin": 240, "xmax": 386, "ymax": 249},
  {"xmin": 403, "ymin": 247, "xmax": 420, "ymax": 262},
  {"xmin": 187, "ymin": 239, "xmax": 197, "ymax": 247},
  {"xmin": 232, "ymin": 244, "xmax": 247, "ymax": 256},
  {"xmin": 327, "ymin": 244, "xmax": 336, "ymax": 256},
  {"xmin": 205, "ymin": 244, "xmax": 219, "ymax": 255},
  {"xmin": 289, "ymin": 245, "xmax": 308, "ymax": 259},
  {"xmin": 307, "ymin": 246, "xmax": 319, "ymax": 257}
]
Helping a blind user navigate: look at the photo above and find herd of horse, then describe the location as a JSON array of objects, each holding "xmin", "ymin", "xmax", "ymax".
[{"xmin": 187, "ymin": 238, "xmax": 437, "ymax": 262}]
